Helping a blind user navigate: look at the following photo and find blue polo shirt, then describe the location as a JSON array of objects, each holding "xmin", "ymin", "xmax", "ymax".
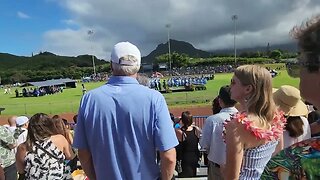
[{"xmin": 73, "ymin": 76, "xmax": 178, "ymax": 180}]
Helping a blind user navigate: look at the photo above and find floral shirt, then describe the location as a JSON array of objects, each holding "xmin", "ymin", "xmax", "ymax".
[{"xmin": 0, "ymin": 126, "xmax": 16, "ymax": 168}]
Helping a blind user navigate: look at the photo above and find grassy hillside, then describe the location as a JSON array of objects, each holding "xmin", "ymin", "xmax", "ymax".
[
  {"xmin": 0, "ymin": 52, "xmax": 107, "ymax": 71},
  {"xmin": 0, "ymin": 52, "xmax": 110, "ymax": 84}
]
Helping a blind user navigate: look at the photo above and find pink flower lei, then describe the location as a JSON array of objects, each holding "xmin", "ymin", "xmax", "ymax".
[{"xmin": 224, "ymin": 111, "xmax": 286, "ymax": 141}]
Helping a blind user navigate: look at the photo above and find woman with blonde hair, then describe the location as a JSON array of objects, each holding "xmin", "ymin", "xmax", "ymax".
[{"xmin": 224, "ymin": 65, "xmax": 286, "ymax": 179}]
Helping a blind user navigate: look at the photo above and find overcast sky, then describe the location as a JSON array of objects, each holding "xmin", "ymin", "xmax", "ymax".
[{"xmin": 1, "ymin": 0, "xmax": 319, "ymax": 59}]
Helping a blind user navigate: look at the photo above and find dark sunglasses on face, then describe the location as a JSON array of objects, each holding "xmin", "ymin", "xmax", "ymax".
[
  {"xmin": 286, "ymin": 53, "xmax": 320, "ymax": 78},
  {"xmin": 286, "ymin": 61, "xmax": 301, "ymax": 78}
]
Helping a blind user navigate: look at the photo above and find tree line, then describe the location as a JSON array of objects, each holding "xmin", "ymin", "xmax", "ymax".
[
  {"xmin": 0, "ymin": 49, "xmax": 296, "ymax": 85},
  {"xmin": 153, "ymin": 49, "xmax": 296, "ymax": 70}
]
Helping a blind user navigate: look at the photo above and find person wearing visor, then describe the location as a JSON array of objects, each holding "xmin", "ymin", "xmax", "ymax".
[{"xmin": 287, "ymin": 15, "xmax": 320, "ymax": 135}]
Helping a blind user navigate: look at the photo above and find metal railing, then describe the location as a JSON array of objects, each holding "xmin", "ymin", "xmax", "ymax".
[{"xmin": 193, "ymin": 116, "xmax": 208, "ymax": 129}]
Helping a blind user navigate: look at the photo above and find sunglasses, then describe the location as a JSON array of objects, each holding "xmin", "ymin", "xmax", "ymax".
[{"xmin": 286, "ymin": 53, "xmax": 320, "ymax": 78}]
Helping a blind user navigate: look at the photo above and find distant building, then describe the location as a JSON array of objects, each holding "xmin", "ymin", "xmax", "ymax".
[{"xmin": 21, "ymin": 78, "xmax": 77, "ymax": 88}]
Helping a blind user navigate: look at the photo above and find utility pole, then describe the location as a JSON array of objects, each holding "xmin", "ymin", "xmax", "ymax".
[
  {"xmin": 166, "ymin": 24, "xmax": 171, "ymax": 76},
  {"xmin": 232, "ymin": 15, "xmax": 238, "ymax": 66},
  {"xmin": 88, "ymin": 30, "xmax": 96, "ymax": 77}
]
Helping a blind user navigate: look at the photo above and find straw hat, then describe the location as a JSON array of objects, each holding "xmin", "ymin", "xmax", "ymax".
[{"xmin": 273, "ymin": 85, "xmax": 308, "ymax": 117}]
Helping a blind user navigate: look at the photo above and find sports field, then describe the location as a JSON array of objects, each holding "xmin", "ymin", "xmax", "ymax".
[{"xmin": 0, "ymin": 64, "xmax": 299, "ymax": 116}]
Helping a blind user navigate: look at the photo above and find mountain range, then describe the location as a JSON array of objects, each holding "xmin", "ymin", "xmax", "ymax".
[
  {"xmin": 141, "ymin": 39, "xmax": 297, "ymax": 64},
  {"xmin": 0, "ymin": 39, "xmax": 297, "ymax": 70}
]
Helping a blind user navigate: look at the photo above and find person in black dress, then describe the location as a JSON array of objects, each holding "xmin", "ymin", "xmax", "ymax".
[{"xmin": 175, "ymin": 111, "xmax": 202, "ymax": 177}]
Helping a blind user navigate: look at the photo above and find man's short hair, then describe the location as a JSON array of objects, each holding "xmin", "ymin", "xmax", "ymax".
[
  {"xmin": 218, "ymin": 85, "xmax": 237, "ymax": 106},
  {"xmin": 291, "ymin": 15, "xmax": 320, "ymax": 72}
]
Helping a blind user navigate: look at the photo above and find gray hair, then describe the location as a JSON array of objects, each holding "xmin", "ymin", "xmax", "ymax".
[
  {"xmin": 137, "ymin": 74, "xmax": 150, "ymax": 87},
  {"xmin": 112, "ymin": 55, "xmax": 140, "ymax": 76}
]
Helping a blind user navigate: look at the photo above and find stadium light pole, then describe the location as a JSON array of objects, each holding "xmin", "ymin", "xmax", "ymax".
[
  {"xmin": 232, "ymin": 15, "xmax": 238, "ymax": 66},
  {"xmin": 88, "ymin": 30, "xmax": 96, "ymax": 77},
  {"xmin": 166, "ymin": 24, "xmax": 171, "ymax": 76}
]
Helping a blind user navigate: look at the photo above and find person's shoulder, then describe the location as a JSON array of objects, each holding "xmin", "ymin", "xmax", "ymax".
[
  {"xmin": 0, "ymin": 125, "xmax": 11, "ymax": 133},
  {"xmin": 81, "ymin": 85, "xmax": 107, "ymax": 99},
  {"xmin": 139, "ymin": 86, "xmax": 165, "ymax": 100},
  {"xmin": 225, "ymin": 112, "xmax": 247, "ymax": 129},
  {"xmin": 138, "ymin": 85, "xmax": 161, "ymax": 94},
  {"xmin": 191, "ymin": 125, "xmax": 202, "ymax": 132},
  {"xmin": 51, "ymin": 134, "xmax": 68, "ymax": 142},
  {"xmin": 206, "ymin": 114, "xmax": 220, "ymax": 122},
  {"xmin": 300, "ymin": 116, "xmax": 309, "ymax": 125},
  {"xmin": 207, "ymin": 111, "xmax": 232, "ymax": 122}
]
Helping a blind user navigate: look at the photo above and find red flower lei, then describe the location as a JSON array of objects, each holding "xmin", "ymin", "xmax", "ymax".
[{"xmin": 224, "ymin": 111, "xmax": 286, "ymax": 141}]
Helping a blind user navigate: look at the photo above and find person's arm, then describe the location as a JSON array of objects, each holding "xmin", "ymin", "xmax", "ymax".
[
  {"xmin": 199, "ymin": 117, "xmax": 213, "ymax": 150},
  {"xmin": 0, "ymin": 166, "xmax": 4, "ymax": 180},
  {"xmin": 310, "ymin": 121, "xmax": 320, "ymax": 135},
  {"xmin": 194, "ymin": 125, "xmax": 202, "ymax": 139},
  {"xmin": 78, "ymin": 149, "xmax": 96, "ymax": 180},
  {"xmin": 175, "ymin": 128, "xmax": 184, "ymax": 142},
  {"xmin": 64, "ymin": 142, "xmax": 76, "ymax": 160},
  {"xmin": 67, "ymin": 130, "xmax": 74, "ymax": 145},
  {"xmin": 273, "ymin": 133, "xmax": 283, "ymax": 156},
  {"xmin": 160, "ymin": 148, "xmax": 176, "ymax": 180},
  {"xmin": 224, "ymin": 121, "xmax": 244, "ymax": 180},
  {"xmin": 16, "ymin": 143, "xmax": 27, "ymax": 174}
]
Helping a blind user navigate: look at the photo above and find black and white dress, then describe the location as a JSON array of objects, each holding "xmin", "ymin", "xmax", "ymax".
[{"xmin": 24, "ymin": 139, "xmax": 72, "ymax": 180}]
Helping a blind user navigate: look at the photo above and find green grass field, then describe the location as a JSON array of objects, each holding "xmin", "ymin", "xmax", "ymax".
[{"xmin": 0, "ymin": 64, "xmax": 300, "ymax": 116}]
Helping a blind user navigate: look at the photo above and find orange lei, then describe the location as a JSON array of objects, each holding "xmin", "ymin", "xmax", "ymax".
[{"xmin": 224, "ymin": 111, "xmax": 287, "ymax": 141}]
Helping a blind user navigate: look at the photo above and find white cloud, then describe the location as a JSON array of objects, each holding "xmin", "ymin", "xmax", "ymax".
[
  {"xmin": 41, "ymin": 0, "xmax": 320, "ymax": 57},
  {"xmin": 17, "ymin": 11, "xmax": 30, "ymax": 19},
  {"xmin": 61, "ymin": 19, "xmax": 78, "ymax": 26},
  {"xmin": 42, "ymin": 28, "xmax": 115, "ymax": 59}
]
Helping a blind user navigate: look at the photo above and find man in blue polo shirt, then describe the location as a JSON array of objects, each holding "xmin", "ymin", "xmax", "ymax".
[{"xmin": 73, "ymin": 42, "xmax": 178, "ymax": 180}]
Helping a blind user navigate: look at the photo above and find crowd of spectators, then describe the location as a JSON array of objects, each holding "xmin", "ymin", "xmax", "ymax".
[
  {"xmin": 17, "ymin": 86, "xmax": 64, "ymax": 98},
  {"xmin": 81, "ymin": 73, "xmax": 109, "ymax": 83},
  {"xmin": 160, "ymin": 64, "xmax": 234, "ymax": 77},
  {"xmin": 1, "ymin": 15, "xmax": 320, "ymax": 180}
]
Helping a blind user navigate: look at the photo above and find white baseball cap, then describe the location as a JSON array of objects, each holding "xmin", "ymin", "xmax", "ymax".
[
  {"xmin": 111, "ymin": 42, "xmax": 141, "ymax": 66},
  {"xmin": 16, "ymin": 116, "xmax": 29, "ymax": 127}
]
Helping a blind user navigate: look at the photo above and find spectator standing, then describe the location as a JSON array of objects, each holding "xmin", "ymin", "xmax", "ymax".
[
  {"xmin": 175, "ymin": 111, "xmax": 202, "ymax": 178},
  {"xmin": 200, "ymin": 85, "xmax": 238, "ymax": 180},
  {"xmin": 52, "ymin": 115, "xmax": 77, "ymax": 175},
  {"xmin": 273, "ymin": 85, "xmax": 311, "ymax": 148},
  {"xmin": 15, "ymin": 116, "xmax": 29, "ymax": 147},
  {"xmin": 257, "ymin": 14, "xmax": 320, "ymax": 180},
  {"xmin": 15, "ymin": 89, "xmax": 19, "ymax": 97},
  {"xmin": 73, "ymin": 42, "xmax": 178, "ymax": 180},
  {"xmin": 0, "ymin": 125, "xmax": 17, "ymax": 180},
  {"xmin": 289, "ymin": 15, "xmax": 320, "ymax": 136},
  {"xmin": 81, "ymin": 84, "xmax": 86, "ymax": 95},
  {"xmin": 16, "ymin": 113, "xmax": 75, "ymax": 180},
  {"xmin": 4, "ymin": 116, "xmax": 17, "ymax": 133},
  {"xmin": 0, "ymin": 166, "xmax": 4, "ymax": 180},
  {"xmin": 224, "ymin": 65, "xmax": 286, "ymax": 179},
  {"xmin": 211, "ymin": 96, "xmax": 222, "ymax": 114}
]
